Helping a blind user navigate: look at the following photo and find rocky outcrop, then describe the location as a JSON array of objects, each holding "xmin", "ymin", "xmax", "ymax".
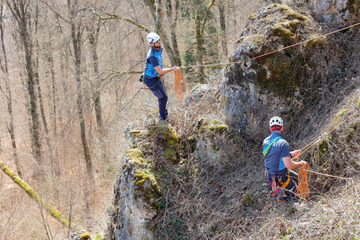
[
  {"xmin": 192, "ymin": 118, "xmax": 233, "ymax": 164},
  {"xmin": 107, "ymin": 122, "xmax": 179, "ymax": 240},
  {"xmin": 221, "ymin": 3, "xmax": 340, "ymax": 137},
  {"xmin": 106, "ymin": 114, "xmax": 233, "ymax": 240}
]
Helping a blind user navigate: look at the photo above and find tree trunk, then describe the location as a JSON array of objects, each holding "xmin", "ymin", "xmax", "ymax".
[
  {"xmin": 68, "ymin": 0, "xmax": 93, "ymax": 181},
  {"xmin": 0, "ymin": 2, "xmax": 21, "ymax": 178},
  {"xmin": 88, "ymin": 26, "xmax": 104, "ymax": 136},
  {"xmin": 164, "ymin": 0, "xmax": 181, "ymax": 66},
  {"xmin": 88, "ymin": 20, "xmax": 109, "ymax": 163},
  {"xmin": 6, "ymin": 0, "xmax": 42, "ymax": 164},
  {"xmin": 195, "ymin": 0, "xmax": 215, "ymax": 83},
  {"xmin": 33, "ymin": 4, "xmax": 57, "ymax": 176},
  {"xmin": 195, "ymin": 0, "xmax": 205, "ymax": 83},
  {"xmin": 218, "ymin": 3, "xmax": 228, "ymax": 57},
  {"xmin": 44, "ymin": 16, "xmax": 60, "ymax": 177}
]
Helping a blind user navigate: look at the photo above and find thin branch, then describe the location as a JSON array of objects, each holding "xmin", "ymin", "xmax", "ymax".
[
  {"xmin": 37, "ymin": 0, "xmax": 70, "ymax": 24},
  {"xmin": 94, "ymin": 11, "xmax": 149, "ymax": 32}
]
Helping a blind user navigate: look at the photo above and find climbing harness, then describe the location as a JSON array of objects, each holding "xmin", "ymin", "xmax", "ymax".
[{"xmin": 266, "ymin": 170, "xmax": 291, "ymax": 195}]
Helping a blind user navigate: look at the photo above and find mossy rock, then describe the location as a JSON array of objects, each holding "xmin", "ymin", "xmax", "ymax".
[
  {"xmin": 186, "ymin": 135, "xmax": 196, "ymax": 144},
  {"xmin": 130, "ymin": 130, "xmax": 150, "ymax": 139},
  {"xmin": 126, "ymin": 148, "xmax": 144, "ymax": 159},
  {"xmin": 149, "ymin": 124, "xmax": 179, "ymax": 146},
  {"xmin": 134, "ymin": 168, "xmax": 161, "ymax": 195},
  {"xmin": 124, "ymin": 148, "xmax": 146, "ymax": 168},
  {"xmin": 194, "ymin": 118, "xmax": 231, "ymax": 136},
  {"xmin": 148, "ymin": 124, "xmax": 180, "ymax": 161},
  {"xmin": 78, "ymin": 230, "xmax": 91, "ymax": 239},
  {"xmin": 128, "ymin": 123, "xmax": 180, "ymax": 162},
  {"xmin": 207, "ymin": 120, "xmax": 230, "ymax": 135},
  {"xmin": 179, "ymin": 135, "xmax": 197, "ymax": 158}
]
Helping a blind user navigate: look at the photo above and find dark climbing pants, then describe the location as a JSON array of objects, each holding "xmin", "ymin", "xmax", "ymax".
[{"xmin": 144, "ymin": 76, "xmax": 168, "ymax": 120}]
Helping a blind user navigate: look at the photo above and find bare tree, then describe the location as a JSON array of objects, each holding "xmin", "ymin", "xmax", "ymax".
[
  {"xmin": 33, "ymin": 3, "xmax": 59, "ymax": 178},
  {"xmin": 87, "ymin": 18, "xmax": 104, "ymax": 137},
  {"xmin": 86, "ymin": 14, "xmax": 111, "ymax": 164},
  {"xmin": 195, "ymin": 0, "xmax": 215, "ymax": 83},
  {"xmin": 67, "ymin": 0, "xmax": 93, "ymax": 181},
  {"xmin": 218, "ymin": 1, "xmax": 228, "ymax": 57},
  {"xmin": 0, "ymin": 2, "xmax": 21, "ymax": 177},
  {"xmin": 6, "ymin": 0, "xmax": 42, "ymax": 164},
  {"xmin": 164, "ymin": 0, "xmax": 181, "ymax": 66},
  {"xmin": 41, "ymin": 3, "xmax": 60, "ymax": 176}
]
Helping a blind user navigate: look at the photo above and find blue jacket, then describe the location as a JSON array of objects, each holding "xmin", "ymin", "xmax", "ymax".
[
  {"xmin": 144, "ymin": 46, "xmax": 163, "ymax": 78},
  {"xmin": 262, "ymin": 132, "xmax": 291, "ymax": 175}
]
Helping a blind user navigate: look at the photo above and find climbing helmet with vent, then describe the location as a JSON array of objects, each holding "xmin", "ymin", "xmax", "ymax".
[
  {"xmin": 147, "ymin": 32, "xmax": 160, "ymax": 44},
  {"xmin": 269, "ymin": 116, "xmax": 283, "ymax": 127}
]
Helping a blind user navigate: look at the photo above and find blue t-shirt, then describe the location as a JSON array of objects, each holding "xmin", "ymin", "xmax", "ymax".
[
  {"xmin": 148, "ymin": 56, "xmax": 160, "ymax": 68},
  {"xmin": 144, "ymin": 47, "xmax": 163, "ymax": 78},
  {"xmin": 262, "ymin": 132, "xmax": 290, "ymax": 175}
]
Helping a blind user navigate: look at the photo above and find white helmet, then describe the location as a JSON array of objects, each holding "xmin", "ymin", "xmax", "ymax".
[
  {"xmin": 269, "ymin": 116, "xmax": 283, "ymax": 127},
  {"xmin": 146, "ymin": 32, "xmax": 160, "ymax": 44}
]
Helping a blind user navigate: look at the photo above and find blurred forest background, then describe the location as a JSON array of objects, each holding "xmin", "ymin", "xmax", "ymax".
[{"xmin": 0, "ymin": 0, "xmax": 263, "ymax": 239}]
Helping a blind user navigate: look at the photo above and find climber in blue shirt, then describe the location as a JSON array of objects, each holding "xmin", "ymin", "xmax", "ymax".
[
  {"xmin": 262, "ymin": 116, "xmax": 307, "ymax": 202},
  {"xmin": 143, "ymin": 32, "xmax": 180, "ymax": 121}
]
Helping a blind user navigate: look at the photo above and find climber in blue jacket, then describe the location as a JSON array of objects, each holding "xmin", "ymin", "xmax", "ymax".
[
  {"xmin": 142, "ymin": 32, "xmax": 180, "ymax": 121},
  {"xmin": 262, "ymin": 116, "xmax": 307, "ymax": 202}
]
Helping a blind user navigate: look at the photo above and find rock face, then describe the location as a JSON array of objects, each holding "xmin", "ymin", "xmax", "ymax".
[
  {"xmin": 107, "ymin": 122, "xmax": 179, "ymax": 240},
  {"xmin": 221, "ymin": 3, "xmax": 338, "ymax": 137},
  {"xmin": 308, "ymin": 0, "xmax": 360, "ymax": 26},
  {"xmin": 193, "ymin": 118, "xmax": 232, "ymax": 164},
  {"xmin": 111, "ymin": 148, "xmax": 159, "ymax": 240}
]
